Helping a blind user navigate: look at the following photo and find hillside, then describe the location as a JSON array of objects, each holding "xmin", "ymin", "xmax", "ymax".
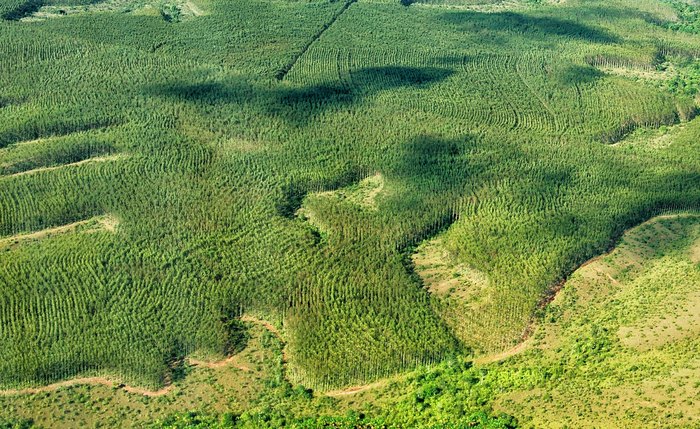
[{"xmin": 0, "ymin": 0, "xmax": 699, "ymax": 427}]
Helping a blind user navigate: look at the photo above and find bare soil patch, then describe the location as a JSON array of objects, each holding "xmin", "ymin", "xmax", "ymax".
[
  {"xmin": 690, "ymin": 235, "xmax": 700, "ymax": 264},
  {"xmin": 413, "ymin": 236, "xmax": 489, "ymax": 302}
]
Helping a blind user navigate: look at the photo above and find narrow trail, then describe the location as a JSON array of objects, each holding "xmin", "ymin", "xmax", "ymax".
[
  {"xmin": 325, "ymin": 380, "xmax": 387, "ymax": 397},
  {"xmin": 239, "ymin": 314, "xmax": 289, "ymax": 362},
  {"xmin": 474, "ymin": 339, "xmax": 532, "ymax": 365},
  {"xmin": 514, "ymin": 56, "xmax": 562, "ymax": 134},
  {"xmin": 275, "ymin": 0, "xmax": 357, "ymax": 80},
  {"xmin": 2, "ymin": 154, "xmax": 124, "ymax": 178},
  {"xmin": 0, "ymin": 315, "xmax": 282, "ymax": 397},
  {"xmin": 0, "ymin": 215, "xmax": 119, "ymax": 249},
  {"xmin": 240, "ymin": 315, "xmax": 282, "ymax": 338},
  {"xmin": 188, "ymin": 356, "xmax": 251, "ymax": 371},
  {"xmin": 183, "ymin": 1, "xmax": 204, "ymax": 16},
  {"xmin": 0, "ymin": 377, "xmax": 175, "ymax": 397}
]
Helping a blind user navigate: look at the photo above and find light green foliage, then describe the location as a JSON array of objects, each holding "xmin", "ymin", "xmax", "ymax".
[
  {"xmin": 663, "ymin": 0, "xmax": 700, "ymax": 34},
  {"xmin": 147, "ymin": 399, "xmax": 518, "ymax": 428},
  {"xmin": 150, "ymin": 412, "xmax": 238, "ymax": 429},
  {"xmin": 486, "ymin": 215, "xmax": 700, "ymax": 428},
  {"xmin": 0, "ymin": 0, "xmax": 699, "ymax": 424}
]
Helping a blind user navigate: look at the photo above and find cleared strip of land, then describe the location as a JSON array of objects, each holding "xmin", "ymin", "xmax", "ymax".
[
  {"xmin": 276, "ymin": 0, "xmax": 357, "ymax": 80},
  {"xmin": 325, "ymin": 379, "xmax": 388, "ymax": 397},
  {"xmin": 2, "ymin": 154, "xmax": 124, "ymax": 178},
  {"xmin": 0, "ymin": 215, "xmax": 119, "ymax": 250},
  {"xmin": 0, "ymin": 377, "xmax": 175, "ymax": 397}
]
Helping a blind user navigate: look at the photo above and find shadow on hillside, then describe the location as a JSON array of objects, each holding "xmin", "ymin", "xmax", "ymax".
[
  {"xmin": 1, "ymin": 0, "xmax": 42, "ymax": 21},
  {"xmin": 567, "ymin": 5, "xmax": 674, "ymax": 27},
  {"xmin": 148, "ymin": 66, "xmax": 454, "ymax": 126},
  {"xmin": 439, "ymin": 11, "xmax": 619, "ymax": 44},
  {"xmin": 382, "ymin": 134, "xmax": 506, "ymax": 249},
  {"xmin": 557, "ymin": 64, "xmax": 605, "ymax": 86}
]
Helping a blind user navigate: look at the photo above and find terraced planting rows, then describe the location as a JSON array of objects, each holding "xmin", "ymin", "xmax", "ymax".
[
  {"xmin": 307, "ymin": 213, "xmax": 700, "ymax": 429},
  {"xmin": 492, "ymin": 214, "xmax": 700, "ymax": 428},
  {"xmin": 1, "ymin": 0, "xmax": 699, "ymax": 416}
]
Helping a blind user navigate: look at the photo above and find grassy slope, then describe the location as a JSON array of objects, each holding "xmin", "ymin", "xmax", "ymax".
[
  {"xmin": 0, "ymin": 0, "xmax": 700, "ymax": 423},
  {"xmin": 492, "ymin": 213, "xmax": 700, "ymax": 428},
  {"xmin": 299, "ymin": 212, "xmax": 700, "ymax": 429},
  {"xmin": 3, "ymin": 213, "xmax": 697, "ymax": 427},
  {"xmin": 0, "ymin": 322, "xmax": 285, "ymax": 428}
]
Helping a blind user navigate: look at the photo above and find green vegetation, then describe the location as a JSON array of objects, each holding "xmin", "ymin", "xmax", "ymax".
[
  {"xmin": 1, "ymin": 0, "xmax": 699, "ymax": 426},
  {"xmin": 0, "ymin": 418, "xmax": 36, "ymax": 429},
  {"xmin": 143, "ymin": 213, "xmax": 699, "ymax": 428},
  {"xmin": 665, "ymin": 58, "xmax": 700, "ymax": 96},
  {"xmin": 490, "ymin": 214, "xmax": 700, "ymax": 427},
  {"xmin": 0, "ymin": 0, "xmax": 41, "ymax": 20},
  {"xmin": 147, "ymin": 409, "xmax": 516, "ymax": 428},
  {"xmin": 664, "ymin": 0, "xmax": 700, "ymax": 34}
]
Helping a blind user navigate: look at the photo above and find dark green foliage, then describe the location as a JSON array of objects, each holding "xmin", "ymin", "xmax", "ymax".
[
  {"xmin": 0, "ymin": 418, "xmax": 37, "ymax": 429},
  {"xmin": 0, "ymin": 0, "xmax": 43, "ymax": 21},
  {"xmin": 667, "ymin": 59, "xmax": 700, "ymax": 96},
  {"xmin": 144, "ymin": 356, "xmax": 521, "ymax": 427},
  {"xmin": 151, "ymin": 412, "xmax": 237, "ymax": 428},
  {"xmin": 0, "ymin": 0, "xmax": 699, "ymax": 398},
  {"xmin": 148, "ymin": 407, "xmax": 516, "ymax": 428},
  {"xmin": 663, "ymin": 0, "xmax": 700, "ymax": 34},
  {"xmin": 275, "ymin": 0, "xmax": 358, "ymax": 80},
  {"xmin": 438, "ymin": 11, "xmax": 618, "ymax": 43},
  {"xmin": 557, "ymin": 64, "xmax": 604, "ymax": 86}
]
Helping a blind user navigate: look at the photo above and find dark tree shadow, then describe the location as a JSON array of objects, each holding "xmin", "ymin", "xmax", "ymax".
[
  {"xmin": 148, "ymin": 66, "xmax": 454, "ymax": 126},
  {"xmin": 390, "ymin": 135, "xmax": 466, "ymax": 185},
  {"xmin": 382, "ymin": 135, "xmax": 510, "ymax": 249},
  {"xmin": 569, "ymin": 5, "xmax": 673, "ymax": 27},
  {"xmin": 557, "ymin": 64, "xmax": 605, "ymax": 86},
  {"xmin": 351, "ymin": 66, "xmax": 454, "ymax": 88},
  {"xmin": 273, "ymin": 66, "xmax": 453, "ymax": 122},
  {"xmin": 439, "ymin": 11, "xmax": 619, "ymax": 44},
  {"xmin": 147, "ymin": 80, "xmax": 257, "ymax": 105},
  {"xmin": 1, "ymin": 0, "xmax": 43, "ymax": 20}
]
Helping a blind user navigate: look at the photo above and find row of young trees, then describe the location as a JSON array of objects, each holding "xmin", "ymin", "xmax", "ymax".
[{"xmin": 0, "ymin": 0, "xmax": 699, "ymax": 393}]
